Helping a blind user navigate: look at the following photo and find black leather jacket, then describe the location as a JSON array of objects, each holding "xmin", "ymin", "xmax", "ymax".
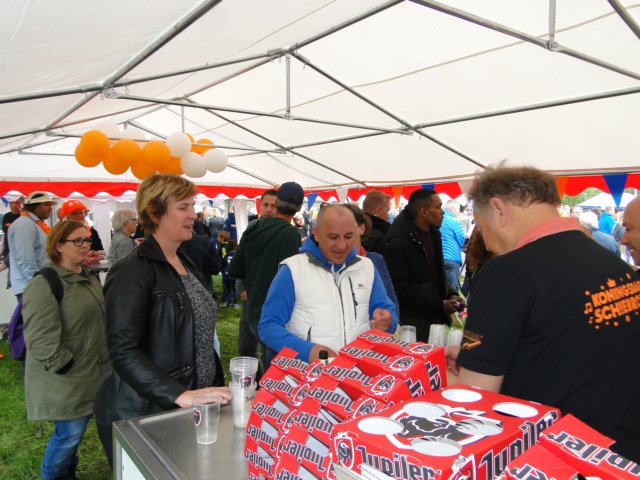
[{"xmin": 94, "ymin": 236, "xmax": 223, "ymax": 424}]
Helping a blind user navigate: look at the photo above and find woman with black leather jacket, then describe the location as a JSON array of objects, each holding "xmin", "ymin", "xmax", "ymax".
[{"xmin": 94, "ymin": 174, "xmax": 231, "ymax": 466}]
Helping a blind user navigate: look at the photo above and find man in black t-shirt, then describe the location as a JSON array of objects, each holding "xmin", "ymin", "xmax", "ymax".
[{"xmin": 449, "ymin": 165, "xmax": 640, "ymax": 462}]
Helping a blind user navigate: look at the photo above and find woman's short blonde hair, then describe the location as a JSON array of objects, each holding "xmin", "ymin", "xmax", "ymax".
[
  {"xmin": 46, "ymin": 220, "xmax": 86, "ymax": 265},
  {"xmin": 136, "ymin": 174, "xmax": 197, "ymax": 234}
]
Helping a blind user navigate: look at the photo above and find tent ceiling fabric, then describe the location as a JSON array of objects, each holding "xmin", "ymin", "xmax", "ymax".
[{"xmin": 0, "ymin": 0, "xmax": 638, "ymax": 195}]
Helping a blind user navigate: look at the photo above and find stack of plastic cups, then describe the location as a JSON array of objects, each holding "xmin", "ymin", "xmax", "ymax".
[{"xmin": 229, "ymin": 356, "xmax": 259, "ymax": 428}]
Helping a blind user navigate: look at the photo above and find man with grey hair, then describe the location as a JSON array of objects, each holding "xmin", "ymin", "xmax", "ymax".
[
  {"xmin": 259, "ymin": 204, "xmax": 397, "ymax": 362},
  {"xmin": 449, "ymin": 164, "xmax": 640, "ymax": 461},
  {"xmin": 578, "ymin": 210, "xmax": 618, "ymax": 254},
  {"xmin": 228, "ymin": 182, "xmax": 304, "ymax": 370}
]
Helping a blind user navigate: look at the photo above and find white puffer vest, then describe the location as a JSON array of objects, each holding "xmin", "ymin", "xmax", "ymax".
[{"xmin": 282, "ymin": 252, "xmax": 374, "ymax": 354}]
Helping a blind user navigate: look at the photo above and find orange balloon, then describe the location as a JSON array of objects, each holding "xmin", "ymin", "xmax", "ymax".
[
  {"xmin": 103, "ymin": 149, "xmax": 129, "ymax": 175},
  {"xmin": 112, "ymin": 139, "xmax": 142, "ymax": 167},
  {"xmin": 186, "ymin": 133, "xmax": 194, "ymax": 144},
  {"xmin": 130, "ymin": 159, "xmax": 157, "ymax": 180},
  {"xmin": 80, "ymin": 130, "xmax": 110, "ymax": 158},
  {"xmin": 142, "ymin": 140, "xmax": 170, "ymax": 170},
  {"xmin": 158, "ymin": 155, "xmax": 184, "ymax": 175},
  {"xmin": 191, "ymin": 138, "xmax": 215, "ymax": 155},
  {"xmin": 75, "ymin": 144, "xmax": 103, "ymax": 168}
]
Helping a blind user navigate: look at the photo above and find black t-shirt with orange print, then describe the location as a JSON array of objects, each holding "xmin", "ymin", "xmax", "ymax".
[{"xmin": 458, "ymin": 230, "xmax": 640, "ymax": 461}]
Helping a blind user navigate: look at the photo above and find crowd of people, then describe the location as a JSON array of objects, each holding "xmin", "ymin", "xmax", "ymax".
[{"xmin": 1, "ymin": 165, "xmax": 639, "ymax": 477}]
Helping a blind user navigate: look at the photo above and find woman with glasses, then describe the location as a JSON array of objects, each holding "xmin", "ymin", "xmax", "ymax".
[
  {"xmin": 107, "ymin": 208, "xmax": 138, "ymax": 264},
  {"xmin": 59, "ymin": 199, "xmax": 104, "ymax": 253},
  {"xmin": 95, "ymin": 174, "xmax": 231, "ymax": 466},
  {"xmin": 22, "ymin": 220, "xmax": 108, "ymax": 480}
]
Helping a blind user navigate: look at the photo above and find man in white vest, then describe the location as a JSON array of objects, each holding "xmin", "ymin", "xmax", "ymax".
[{"xmin": 259, "ymin": 204, "xmax": 398, "ymax": 362}]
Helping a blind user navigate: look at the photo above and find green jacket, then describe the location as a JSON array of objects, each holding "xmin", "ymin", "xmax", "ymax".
[
  {"xmin": 228, "ymin": 216, "xmax": 301, "ymax": 328},
  {"xmin": 22, "ymin": 264, "xmax": 108, "ymax": 420}
]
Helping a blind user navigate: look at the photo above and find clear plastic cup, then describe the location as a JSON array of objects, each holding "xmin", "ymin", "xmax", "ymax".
[
  {"xmin": 447, "ymin": 328, "xmax": 464, "ymax": 347},
  {"xmin": 230, "ymin": 382, "xmax": 256, "ymax": 428},
  {"xmin": 192, "ymin": 393, "xmax": 220, "ymax": 445},
  {"xmin": 229, "ymin": 356, "xmax": 259, "ymax": 388},
  {"xmin": 399, "ymin": 325, "xmax": 417, "ymax": 343},
  {"xmin": 428, "ymin": 324, "xmax": 446, "ymax": 346}
]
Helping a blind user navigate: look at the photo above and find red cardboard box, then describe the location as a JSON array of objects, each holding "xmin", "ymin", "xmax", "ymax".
[
  {"xmin": 341, "ymin": 333, "xmax": 447, "ymax": 397},
  {"xmin": 330, "ymin": 385, "xmax": 560, "ymax": 480},
  {"xmin": 246, "ymin": 436, "xmax": 276, "ymax": 479},
  {"xmin": 539, "ymin": 414, "xmax": 640, "ymax": 479},
  {"xmin": 269, "ymin": 346, "xmax": 325, "ymax": 383},
  {"xmin": 499, "ymin": 444, "xmax": 579, "ymax": 480},
  {"xmin": 322, "ymin": 356, "xmax": 413, "ymax": 405},
  {"xmin": 277, "ymin": 425, "xmax": 332, "ymax": 478},
  {"xmin": 292, "ymin": 374, "xmax": 386, "ymax": 421},
  {"xmin": 259, "ymin": 363, "xmax": 306, "ymax": 405},
  {"xmin": 251, "ymin": 389, "xmax": 295, "ymax": 426}
]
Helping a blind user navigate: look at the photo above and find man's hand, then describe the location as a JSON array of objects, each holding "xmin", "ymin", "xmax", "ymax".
[
  {"xmin": 309, "ymin": 344, "xmax": 338, "ymax": 362},
  {"xmin": 371, "ymin": 308, "xmax": 392, "ymax": 331},
  {"xmin": 445, "ymin": 345, "xmax": 461, "ymax": 376},
  {"xmin": 443, "ymin": 295, "xmax": 466, "ymax": 315},
  {"xmin": 239, "ymin": 290, "xmax": 247, "ymax": 303}
]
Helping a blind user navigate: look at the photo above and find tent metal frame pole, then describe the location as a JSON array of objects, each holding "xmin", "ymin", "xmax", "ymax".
[
  {"xmin": 0, "ymin": 53, "xmax": 271, "ymax": 105},
  {"xmin": 607, "ymin": 0, "xmax": 640, "ymax": 40},
  {"xmin": 291, "ymin": 51, "xmax": 486, "ymax": 169},
  {"xmin": 188, "ymin": 102, "xmax": 368, "ymax": 187},
  {"xmin": 548, "ymin": 0, "xmax": 557, "ymax": 45},
  {"xmin": 285, "ymin": 55, "xmax": 292, "ymax": 119},
  {"xmin": 0, "ymin": 1, "xmax": 397, "ymax": 106},
  {"xmin": 42, "ymin": 0, "xmax": 224, "ymax": 132},
  {"xmin": 110, "ymin": 92, "xmax": 405, "ymax": 134},
  {"xmin": 414, "ymin": 86, "xmax": 640, "ymax": 128},
  {"xmin": 410, "ymin": 0, "xmax": 640, "ymax": 81}
]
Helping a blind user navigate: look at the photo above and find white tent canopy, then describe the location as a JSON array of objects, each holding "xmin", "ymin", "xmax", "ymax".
[
  {"xmin": 0, "ymin": 0, "xmax": 639, "ymax": 193},
  {"xmin": 577, "ymin": 191, "xmax": 637, "ymax": 208}
]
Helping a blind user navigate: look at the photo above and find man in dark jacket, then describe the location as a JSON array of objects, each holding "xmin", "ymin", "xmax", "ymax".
[
  {"xmin": 228, "ymin": 182, "xmax": 304, "ymax": 370},
  {"xmin": 385, "ymin": 189, "xmax": 464, "ymax": 342},
  {"xmin": 362, "ymin": 190, "xmax": 392, "ymax": 256}
]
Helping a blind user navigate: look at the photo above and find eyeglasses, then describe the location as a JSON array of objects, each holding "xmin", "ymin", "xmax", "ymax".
[
  {"xmin": 61, "ymin": 237, "xmax": 92, "ymax": 247},
  {"xmin": 127, "ymin": 218, "xmax": 138, "ymax": 223}
]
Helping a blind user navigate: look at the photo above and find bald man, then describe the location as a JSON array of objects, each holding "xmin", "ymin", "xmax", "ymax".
[{"xmin": 259, "ymin": 204, "xmax": 398, "ymax": 362}]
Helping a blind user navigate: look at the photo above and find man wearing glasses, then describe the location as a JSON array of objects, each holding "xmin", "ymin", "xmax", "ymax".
[{"xmin": 7, "ymin": 192, "xmax": 56, "ymax": 299}]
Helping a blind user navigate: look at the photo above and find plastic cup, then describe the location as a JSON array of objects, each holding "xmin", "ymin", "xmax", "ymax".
[
  {"xmin": 399, "ymin": 325, "xmax": 417, "ymax": 343},
  {"xmin": 230, "ymin": 382, "xmax": 256, "ymax": 428},
  {"xmin": 229, "ymin": 356, "xmax": 259, "ymax": 388},
  {"xmin": 192, "ymin": 393, "xmax": 221, "ymax": 445},
  {"xmin": 428, "ymin": 324, "xmax": 446, "ymax": 346},
  {"xmin": 447, "ymin": 328, "xmax": 464, "ymax": 347}
]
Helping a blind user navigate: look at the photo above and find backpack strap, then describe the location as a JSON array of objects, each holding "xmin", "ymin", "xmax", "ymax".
[{"xmin": 38, "ymin": 267, "xmax": 64, "ymax": 303}]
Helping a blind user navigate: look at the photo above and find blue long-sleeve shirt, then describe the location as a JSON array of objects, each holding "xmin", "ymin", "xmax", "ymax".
[
  {"xmin": 259, "ymin": 238, "xmax": 398, "ymax": 361},
  {"xmin": 440, "ymin": 210, "xmax": 465, "ymax": 264}
]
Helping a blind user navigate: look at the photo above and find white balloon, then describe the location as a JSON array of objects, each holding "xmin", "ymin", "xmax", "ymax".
[
  {"xmin": 180, "ymin": 152, "xmax": 206, "ymax": 178},
  {"xmin": 94, "ymin": 120, "xmax": 121, "ymax": 142},
  {"xmin": 166, "ymin": 132, "xmax": 192, "ymax": 157},
  {"xmin": 203, "ymin": 148, "xmax": 228, "ymax": 173},
  {"xmin": 121, "ymin": 127, "xmax": 147, "ymax": 145}
]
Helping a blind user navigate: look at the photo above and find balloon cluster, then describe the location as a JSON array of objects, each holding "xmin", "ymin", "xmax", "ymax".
[{"xmin": 75, "ymin": 121, "xmax": 228, "ymax": 180}]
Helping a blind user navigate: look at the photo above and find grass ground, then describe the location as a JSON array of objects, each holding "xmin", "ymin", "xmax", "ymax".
[{"xmin": 0, "ymin": 274, "xmax": 240, "ymax": 479}]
